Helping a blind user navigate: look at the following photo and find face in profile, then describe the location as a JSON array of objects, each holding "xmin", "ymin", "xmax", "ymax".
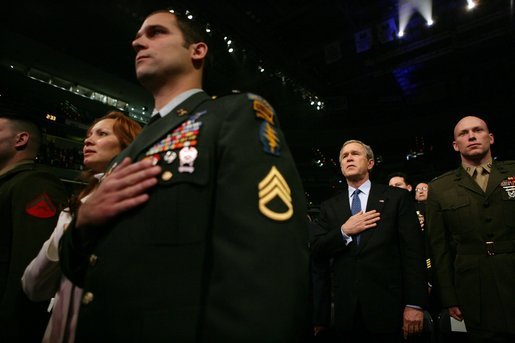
[
  {"xmin": 453, "ymin": 116, "xmax": 493, "ymax": 163},
  {"xmin": 340, "ymin": 142, "xmax": 374, "ymax": 182},
  {"xmin": 132, "ymin": 12, "xmax": 192, "ymax": 84},
  {"xmin": 83, "ymin": 119, "xmax": 122, "ymax": 172},
  {"xmin": 415, "ymin": 183, "xmax": 428, "ymax": 201},
  {"xmin": 389, "ymin": 177, "xmax": 412, "ymax": 191}
]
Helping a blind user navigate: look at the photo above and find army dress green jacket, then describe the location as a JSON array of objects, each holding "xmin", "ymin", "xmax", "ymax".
[
  {"xmin": 427, "ymin": 161, "xmax": 515, "ymax": 333},
  {"xmin": 60, "ymin": 91, "xmax": 310, "ymax": 342}
]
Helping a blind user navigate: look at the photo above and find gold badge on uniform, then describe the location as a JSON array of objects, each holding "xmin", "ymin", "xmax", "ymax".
[
  {"xmin": 176, "ymin": 108, "xmax": 188, "ymax": 116},
  {"xmin": 258, "ymin": 166, "xmax": 293, "ymax": 221},
  {"xmin": 161, "ymin": 171, "xmax": 173, "ymax": 181}
]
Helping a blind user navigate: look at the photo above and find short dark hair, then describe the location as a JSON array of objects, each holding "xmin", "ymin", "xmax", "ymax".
[
  {"xmin": 147, "ymin": 9, "xmax": 207, "ymax": 47},
  {"xmin": 387, "ymin": 172, "xmax": 410, "ymax": 185},
  {"xmin": 143, "ymin": 9, "xmax": 212, "ymax": 77},
  {"xmin": 0, "ymin": 113, "xmax": 42, "ymax": 150}
]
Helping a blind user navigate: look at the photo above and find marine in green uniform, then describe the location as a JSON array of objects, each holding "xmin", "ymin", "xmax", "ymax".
[
  {"xmin": 427, "ymin": 116, "xmax": 515, "ymax": 343},
  {"xmin": 0, "ymin": 114, "xmax": 67, "ymax": 342}
]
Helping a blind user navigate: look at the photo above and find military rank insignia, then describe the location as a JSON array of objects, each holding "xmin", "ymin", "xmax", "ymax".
[
  {"xmin": 25, "ymin": 193, "xmax": 57, "ymax": 218},
  {"xmin": 249, "ymin": 93, "xmax": 281, "ymax": 156},
  {"xmin": 145, "ymin": 111, "xmax": 206, "ymax": 173},
  {"xmin": 249, "ymin": 94, "xmax": 275, "ymax": 125},
  {"xmin": 500, "ymin": 176, "xmax": 515, "ymax": 198},
  {"xmin": 258, "ymin": 166, "xmax": 293, "ymax": 221}
]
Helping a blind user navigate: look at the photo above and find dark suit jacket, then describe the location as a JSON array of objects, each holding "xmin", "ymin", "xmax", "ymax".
[
  {"xmin": 308, "ymin": 222, "xmax": 332, "ymax": 327},
  {"xmin": 0, "ymin": 162, "xmax": 67, "ymax": 342},
  {"xmin": 311, "ymin": 183, "xmax": 427, "ymax": 333},
  {"xmin": 427, "ymin": 161, "xmax": 515, "ymax": 334},
  {"xmin": 60, "ymin": 91, "xmax": 310, "ymax": 342}
]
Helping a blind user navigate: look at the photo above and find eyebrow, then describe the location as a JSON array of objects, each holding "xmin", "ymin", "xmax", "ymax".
[{"xmin": 134, "ymin": 24, "xmax": 166, "ymax": 39}]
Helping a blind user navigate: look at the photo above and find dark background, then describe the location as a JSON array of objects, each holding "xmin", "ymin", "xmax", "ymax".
[{"xmin": 2, "ymin": 0, "xmax": 514, "ymax": 206}]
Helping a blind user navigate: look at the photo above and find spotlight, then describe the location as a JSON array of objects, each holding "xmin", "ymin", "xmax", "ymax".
[
  {"xmin": 398, "ymin": 30, "xmax": 405, "ymax": 38},
  {"xmin": 228, "ymin": 48, "xmax": 234, "ymax": 53},
  {"xmin": 467, "ymin": 1, "xmax": 477, "ymax": 10},
  {"xmin": 426, "ymin": 18, "xmax": 434, "ymax": 26}
]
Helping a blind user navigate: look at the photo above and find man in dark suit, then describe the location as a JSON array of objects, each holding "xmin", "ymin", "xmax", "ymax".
[
  {"xmin": 311, "ymin": 139, "xmax": 428, "ymax": 342},
  {"xmin": 59, "ymin": 9, "xmax": 309, "ymax": 342},
  {"xmin": 0, "ymin": 113, "xmax": 67, "ymax": 342},
  {"xmin": 427, "ymin": 116, "xmax": 515, "ymax": 343}
]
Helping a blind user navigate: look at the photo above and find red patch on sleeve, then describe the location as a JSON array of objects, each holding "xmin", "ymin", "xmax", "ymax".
[{"xmin": 25, "ymin": 193, "xmax": 57, "ymax": 218}]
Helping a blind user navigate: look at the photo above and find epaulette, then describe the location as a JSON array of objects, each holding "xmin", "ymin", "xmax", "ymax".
[
  {"xmin": 495, "ymin": 160, "xmax": 515, "ymax": 173},
  {"xmin": 430, "ymin": 170, "xmax": 454, "ymax": 183},
  {"xmin": 210, "ymin": 90, "xmax": 242, "ymax": 100}
]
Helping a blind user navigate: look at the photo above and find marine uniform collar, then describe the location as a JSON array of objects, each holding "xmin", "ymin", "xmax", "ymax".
[
  {"xmin": 0, "ymin": 159, "xmax": 35, "ymax": 177},
  {"xmin": 462, "ymin": 159, "xmax": 493, "ymax": 177}
]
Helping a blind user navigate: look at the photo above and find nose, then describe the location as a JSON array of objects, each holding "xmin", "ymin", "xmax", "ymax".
[
  {"xmin": 84, "ymin": 135, "xmax": 94, "ymax": 146},
  {"xmin": 132, "ymin": 36, "xmax": 145, "ymax": 53}
]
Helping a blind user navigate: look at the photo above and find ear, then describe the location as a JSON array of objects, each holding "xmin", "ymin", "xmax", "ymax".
[
  {"xmin": 407, "ymin": 185, "xmax": 413, "ymax": 192},
  {"xmin": 489, "ymin": 133, "xmax": 494, "ymax": 145},
  {"xmin": 15, "ymin": 132, "xmax": 30, "ymax": 150},
  {"xmin": 190, "ymin": 42, "xmax": 208, "ymax": 61},
  {"xmin": 367, "ymin": 159, "xmax": 375, "ymax": 171},
  {"xmin": 452, "ymin": 140, "xmax": 459, "ymax": 152}
]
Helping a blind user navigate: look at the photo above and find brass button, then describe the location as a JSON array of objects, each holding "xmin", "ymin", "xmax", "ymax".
[
  {"xmin": 161, "ymin": 171, "xmax": 173, "ymax": 181},
  {"xmin": 82, "ymin": 292, "xmax": 94, "ymax": 305},
  {"xmin": 89, "ymin": 254, "xmax": 98, "ymax": 266}
]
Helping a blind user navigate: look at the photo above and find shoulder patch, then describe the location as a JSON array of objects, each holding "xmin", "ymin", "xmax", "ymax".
[
  {"xmin": 259, "ymin": 122, "xmax": 281, "ymax": 156},
  {"xmin": 248, "ymin": 93, "xmax": 275, "ymax": 125},
  {"xmin": 26, "ymin": 193, "xmax": 57, "ymax": 218}
]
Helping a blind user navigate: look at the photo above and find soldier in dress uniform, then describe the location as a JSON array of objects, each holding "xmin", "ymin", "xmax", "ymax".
[
  {"xmin": 59, "ymin": 9, "xmax": 309, "ymax": 342},
  {"xmin": 427, "ymin": 115, "xmax": 515, "ymax": 343},
  {"xmin": 0, "ymin": 113, "xmax": 67, "ymax": 342}
]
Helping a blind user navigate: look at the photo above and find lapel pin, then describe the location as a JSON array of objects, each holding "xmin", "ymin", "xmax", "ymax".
[{"xmin": 176, "ymin": 108, "xmax": 188, "ymax": 116}]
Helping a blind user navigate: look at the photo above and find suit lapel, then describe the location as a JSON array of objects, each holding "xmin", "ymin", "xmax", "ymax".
[
  {"xmin": 112, "ymin": 92, "xmax": 211, "ymax": 166},
  {"xmin": 332, "ymin": 190, "xmax": 351, "ymax": 226}
]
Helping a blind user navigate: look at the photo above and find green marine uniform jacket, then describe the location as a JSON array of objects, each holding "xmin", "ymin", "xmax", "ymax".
[
  {"xmin": 60, "ymin": 91, "xmax": 310, "ymax": 342},
  {"xmin": 0, "ymin": 161, "xmax": 67, "ymax": 341},
  {"xmin": 427, "ymin": 161, "xmax": 515, "ymax": 334}
]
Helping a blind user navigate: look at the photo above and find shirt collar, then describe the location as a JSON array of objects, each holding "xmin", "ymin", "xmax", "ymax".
[
  {"xmin": 151, "ymin": 88, "xmax": 203, "ymax": 119},
  {"xmin": 348, "ymin": 179, "xmax": 371, "ymax": 197}
]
